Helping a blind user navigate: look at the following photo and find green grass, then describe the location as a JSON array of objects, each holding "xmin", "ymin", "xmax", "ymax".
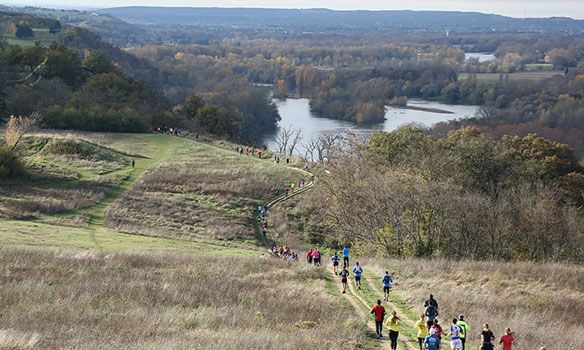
[
  {"xmin": 0, "ymin": 219, "xmax": 259, "ymax": 256},
  {"xmin": 1, "ymin": 132, "xmax": 307, "ymax": 253},
  {"xmin": 459, "ymin": 71, "xmax": 561, "ymax": 83},
  {"xmin": 2, "ymin": 28, "xmax": 58, "ymax": 47},
  {"xmin": 524, "ymin": 63, "xmax": 554, "ymax": 71}
]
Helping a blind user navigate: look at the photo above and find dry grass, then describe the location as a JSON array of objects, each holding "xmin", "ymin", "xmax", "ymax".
[
  {"xmin": 0, "ymin": 136, "xmax": 131, "ymax": 219},
  {"xmin": 0, "ymin": 246, "xmax": 365, "ymax": 349},
  {"xmin": 364, "ymin": 258, "xmax": 584, "ymax": 349},
  {"xmin": 105, "ymin": 146, "xmax": 305, "ymax": 240}
]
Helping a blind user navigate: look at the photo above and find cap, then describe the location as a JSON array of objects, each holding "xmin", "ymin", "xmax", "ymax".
[{"xmin": 459, "ymin": 314, "xmax": 464, "ymax": 320}]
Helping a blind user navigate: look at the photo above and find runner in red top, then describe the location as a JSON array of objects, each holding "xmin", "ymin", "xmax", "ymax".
[
  {"xmin": 370, "ymin": 300, "xmax": 386, "ymax": 338},
  {"xmin": 499, "ymin": 328, "xmax": 514, "ymax": 350},
  {"xmin": 430, "ymin": 319, "xmax": 443, "ymax": 339}
]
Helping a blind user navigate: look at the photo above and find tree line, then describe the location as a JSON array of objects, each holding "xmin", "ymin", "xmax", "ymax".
[{"xmin": 301, "ymin": 126, "xmax": 584, "ymax": 263}]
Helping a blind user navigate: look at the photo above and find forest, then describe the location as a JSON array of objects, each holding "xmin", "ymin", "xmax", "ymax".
[
  {"xmin": 299, "ymin": 126, "xmax": 584, "ymax": 262},
  {"xmin": 1, "ymin": 8, "xmax": 584, "ymax": 158}
]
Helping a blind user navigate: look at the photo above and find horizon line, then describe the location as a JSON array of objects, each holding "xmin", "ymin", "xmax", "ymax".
[{"xmin": 1, "ymin": 3, "xmax": 582, "ymax": 20}]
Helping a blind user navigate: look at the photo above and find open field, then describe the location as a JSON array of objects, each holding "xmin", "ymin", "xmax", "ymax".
[
  {"xmin": 360, "ymin": 258, "xmax": 584, "ymax": 350},
  {"xmin": 0, "ymin": 246, "xmax": 365, "ymax": 349},
  {"xmin": 0, "ymin": 131, "xmax": 374, "ymax": 349},
  {"xmin": 1, "ymin": 28, "xmax": 58, "ymax": 47},
  {"xmin": 459, "ymin": 71, "xmax": 561, "ymax": 83},
  {"xmin": 1, "ymin": 132, "xmax": 305, "ymax": 240}
]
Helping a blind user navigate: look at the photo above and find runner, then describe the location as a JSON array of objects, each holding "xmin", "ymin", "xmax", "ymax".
[
  {"xmin": 342, "ymin": 245, "xmax": 350, "ymax": 268},
  {"xmin": 457, "ymin": 314, "xmax": 470, "ymax": 350},
  {"xmin": 425, "ymin": 301, "xmax": 439, "ymax": 329},
  {"xmin": 424, "ymin": 328, "xmax": 441, "ymax": 350},
  {"xmin": 381, "ymin": 271, "xmax": 394, "ymax": 301},
  {"xmin": 415, "ymin": 313, "xmax": 429, "ymax": 350},
  {"xmin": 331, "ymin": 252, "xmax": 340, "ymax": 275},
  {"xmin": 499, "ymin": 328, "xmax": 514, "ymax": 350},
  {"xmin": 339, "ymin": 266, "xmax": 349, "ymax": 294},
  {"xmin": 284, "ymin": 187, "xmax": 289, "ymax": 196},
  {"xmin": 307, "ymin": 249, "xmax": 313, "ymax": 264},
  {"xmin": 370, "ymin": 299, "xmax": 386, "ymax": 339},
  {"xmin": 312, "ymin": 248, "xmax": 321, "ymax": 265},
  {"xmin": 424, "ymin": 294, "xmax": 439, "ymax": 310},
  {"xmin": 352, "ymin": 262, "xmax": 363, "ymax": 290},
  {"xmin": 480, "ymin": 324, "xmax": 495, "ymax": 350},
  {"xmin": 387, "ymin": 310, "xmax": 400, "ymax": 350},
  {"xmin": 430, "ymin": 319, "xmax": 443, "ymax": 340},
  {"xmin": 449, "ymin": 318, "xmax": 463, "ymax": 350},
  {"xmin": 131, "ymin": 159, "xmax": 135, "ymax": 168}
]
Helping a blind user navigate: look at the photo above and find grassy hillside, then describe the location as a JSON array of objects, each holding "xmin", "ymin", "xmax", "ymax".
[
  {"xmin": 0, "ymin": 246, "xmax": 363, "ymax": 349},
  {"xmin": 0, "ymin": 132, "xmax": 370, "ymax": 349}
]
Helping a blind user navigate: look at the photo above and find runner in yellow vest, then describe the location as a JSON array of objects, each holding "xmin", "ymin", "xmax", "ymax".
[{"xmin": 457, "ymin": 314, "xmax": 470, "ymax": 350}]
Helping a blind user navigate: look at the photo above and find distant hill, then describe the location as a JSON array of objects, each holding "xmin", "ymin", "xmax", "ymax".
[
  {"xmin": 0, "ymin": 5, "xmax": 146, "ymax": 46},
  {"xmin": 99, "ymin": 7, "xmax": 584, "ymax": 34}
]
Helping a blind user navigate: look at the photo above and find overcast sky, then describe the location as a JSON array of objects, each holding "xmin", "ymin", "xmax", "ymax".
[{"xmin": 3, "ymin": 0, "xmax": 583, "ymax": 19}]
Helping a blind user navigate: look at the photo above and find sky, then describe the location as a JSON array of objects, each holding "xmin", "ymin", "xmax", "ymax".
[{"xmin": 2, "ymin": 0, "xmax": 584, "ymax": 19}]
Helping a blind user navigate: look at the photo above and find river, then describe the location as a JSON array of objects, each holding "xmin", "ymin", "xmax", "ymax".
[
  {"xmin": 261, "ymin": 98, "xmax": 479, "ymax": 151},
  {"xmin": 465, "ymin": 52, "xmax": 496, "ymax": 62}
]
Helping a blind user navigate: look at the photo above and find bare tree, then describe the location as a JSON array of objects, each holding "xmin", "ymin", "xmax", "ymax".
[
  {"xmin": 287, "ymin": 128, "xmax": 302, "ymax": 156},
  {"xmin": 301, "ymin": 138, "xmax": 318, "ymax": 162},
  {"xmin": 475, "ymin": 105, "xmax": 499, "ymax": 124},
  {"xmin": 275, "ymin": 125, "xmax": 302, "ymax": 156}
]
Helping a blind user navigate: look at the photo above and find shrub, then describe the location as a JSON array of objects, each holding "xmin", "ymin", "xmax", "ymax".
[{"xmin": 0, "ymin": 147, "xmax": 24, "ymax": 178}]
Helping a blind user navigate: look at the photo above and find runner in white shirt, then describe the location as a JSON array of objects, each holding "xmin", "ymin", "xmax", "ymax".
[{"xmin": 449, "ymin": 318, "xmax": 463, "ymax": 350}]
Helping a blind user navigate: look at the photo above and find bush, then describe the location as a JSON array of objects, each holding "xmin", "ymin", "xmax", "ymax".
[
  {"xmin": 0, "ymin": 147, "xmax": 24, "ymax": 178},
  {"xmin": 15, "ymin": 25, "xmax": 34, "ymax": 39}
]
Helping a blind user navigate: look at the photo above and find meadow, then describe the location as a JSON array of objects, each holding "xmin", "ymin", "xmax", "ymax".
[
  {"xmin": 360, "ymin": 258, "xmax": 584, "ymax": 350},
  {"xmin": 1, "ymin": 28, "xmax": 57, "ymax": 47},
  {"xmin": 0, "ymin": 246, "xmax": 365, "ymax": 349},
  {"xmin": 459, "ymin": 71, "xmax": 561, "ymax": 83},
  {"xmin": 0, "ymin": 131, "xmax": 370, "ymax": 349}
]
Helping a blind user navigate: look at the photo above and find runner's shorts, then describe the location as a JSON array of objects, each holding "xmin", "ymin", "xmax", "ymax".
[
  {"xmin": 451, "ymin": 339, "xmax": 463, "ymax": 350},
  {"xmin": 333, "ymin": 261, "xmax": 339, "ymax": 266},
  {"xmin": 355, "ymin": 276, "xmax": 361, "ymax": 281},
  {"xmin": 383, "ymin": 286, "xmax": 390, "ymax": 292}
]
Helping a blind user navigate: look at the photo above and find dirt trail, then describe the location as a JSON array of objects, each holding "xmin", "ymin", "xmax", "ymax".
[
  {"xmin": 364, "ymin": 275, "xmax": 418, "ymax": 350},
  {"xmin": 330, "ymin": 269, "xmax": 392, "ymax": 350}
]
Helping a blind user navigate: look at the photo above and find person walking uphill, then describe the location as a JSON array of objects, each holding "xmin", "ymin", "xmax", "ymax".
[
  {"xmin": 312, "ymin": 248, "xmax": 321, "ymax": 265},
  {"xmin": 457, "ymin": 314, "xmax": 470, "ymax": 350},
  {"xmin": 342, "ymin": 246, "xmax": 350, "ymax": 268},
  {"xmin": 387, "ymin": 311, "xmax": 400, "ymax": 350},
  {"xmin": 352, "ymin": 262, "xmax": 363, "ymax": 290},
  {"xmin": 371, "ymin": 300, "xmax": 386, "ymax": 339}
]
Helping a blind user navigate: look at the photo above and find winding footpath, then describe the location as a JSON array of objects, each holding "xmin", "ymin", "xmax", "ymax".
[{"xmin": 264, "ymin": 169, "xmax": 419, "ymax": 350}]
